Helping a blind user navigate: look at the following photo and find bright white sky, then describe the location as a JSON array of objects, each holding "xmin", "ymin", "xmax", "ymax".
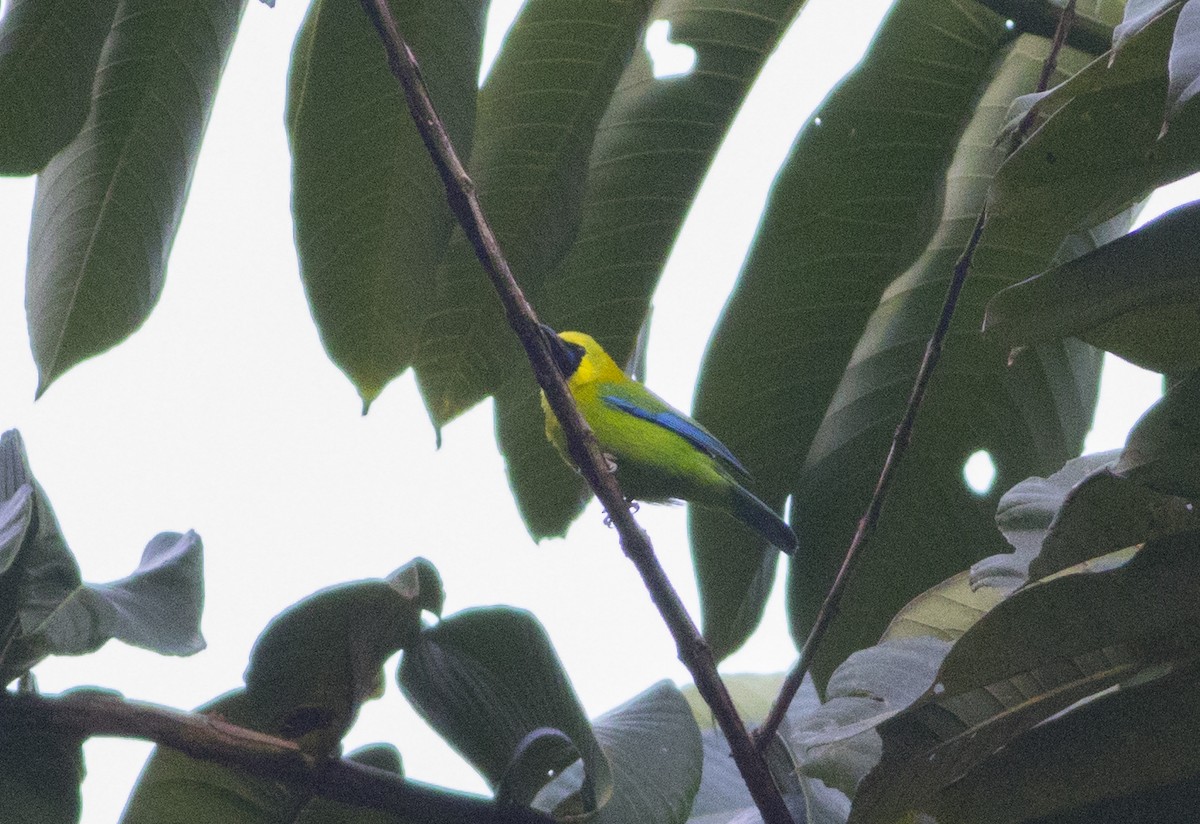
[{"xmin": 0, "ymin": 1, "xmax": 1180, "ymax": 820}]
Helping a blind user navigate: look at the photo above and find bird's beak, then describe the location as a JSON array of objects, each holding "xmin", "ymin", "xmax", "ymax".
[{"xmin": 540, "ymin": 324, "xmax": 578, "ymax": 377}]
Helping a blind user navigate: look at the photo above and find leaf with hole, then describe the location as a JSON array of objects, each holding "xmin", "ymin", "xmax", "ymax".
[{"xmin": 496, "ymin": 0, "xmax": 813, "ymax": 539}]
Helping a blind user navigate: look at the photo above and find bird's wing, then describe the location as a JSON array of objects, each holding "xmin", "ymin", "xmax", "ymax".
[{"xmin": 600, "ymin": 390, "xmax": 750, "ymax": 478}]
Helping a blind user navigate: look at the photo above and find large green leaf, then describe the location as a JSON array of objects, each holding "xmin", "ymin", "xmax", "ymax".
[
  {"xmin": 25, "ymin": 0, "xmax": 244, "ymax": 396},
  {"xmin": 0, "ymin": 0, "xmax": 118, "ymax": 175},
  {"xmin": 850, "ymin": 534, "xmax": 1200, "ymax": 824},
  {"xmin": 930, "ymin": 659, "xmax": 1200, "ymax": 823},
  {"xmin": 0, "ymin": 430, "xmax": 205, "ymax": 685},
  {"xmin": 984, "ymin": 200, "xmax": 1200, "ymax": 373},
  {"xmin": 398, "ymin": 606, "xmax": 613, "ymax": 810},
  {"xmin": 496, "ymin": 0, "xmax": 811, "ymax": 538},
  {"xmin": 287, "ymin": 0, "xmax": 486, "ymax": 409},
  {"xmin": 412, "ymin": 0, "xmax": 654, "ymax": 427},
  {"xmin": 786, "ymin": 31, "xmax": 1115, "ymax": 685},
  {"xmin": 532, "ymin": 681, "xmax": 704, "ymax": 824},
  {"xmin": 122, "ymin": 562, "xmax": 442, "ymax": 824},
  {"xmin": 689, "ymin": 2, "xmax": 1038, "ymax": 665}
]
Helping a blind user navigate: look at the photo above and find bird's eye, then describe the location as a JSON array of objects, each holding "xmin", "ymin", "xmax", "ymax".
[
  {"xmin": 566, "ymin": 342, "xmax": 586, "ymax": 371},
  {"xmin": 548, "ymin": 335, "xmax": 586, "ymax": 377}
]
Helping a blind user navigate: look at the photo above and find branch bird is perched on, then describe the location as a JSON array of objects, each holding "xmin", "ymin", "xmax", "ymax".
[{"xmin": 539, "ymin": 325, "xmax": 796, "ymax": 554}]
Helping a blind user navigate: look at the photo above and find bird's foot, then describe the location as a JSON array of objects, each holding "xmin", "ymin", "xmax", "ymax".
[
  {"xmin": 602, "ymin": 499, "xmax": 640, "ymax": 527},
  {"xmin": 602, "ymin": 452, "xmax": 618, "ymax": 473}
]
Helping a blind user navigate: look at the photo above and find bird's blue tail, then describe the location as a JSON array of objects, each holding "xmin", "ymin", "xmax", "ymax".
[{"xmin": 730, "ymin": 485, "xmax": 797, "ymax": 554}]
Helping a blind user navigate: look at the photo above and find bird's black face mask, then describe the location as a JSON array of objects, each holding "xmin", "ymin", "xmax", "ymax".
[{"xmin": 540, "ymin": 324, "xmax": 585, "ymax": 378}]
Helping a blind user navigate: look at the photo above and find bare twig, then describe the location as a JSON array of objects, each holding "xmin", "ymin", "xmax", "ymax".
[
  {"xmin": 355, "ymin": 1, "xmax": 793, "ymax": 821},
  {"xmin": 0, "ymin": 690, "xmax": 550, "ymax": 823},
  {"xmin": 753, "ymin": 0, "xmax": 1079, "ymax": 749}
]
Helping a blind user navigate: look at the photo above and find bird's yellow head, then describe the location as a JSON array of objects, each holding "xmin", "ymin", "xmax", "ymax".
[{"xmin": 541, "ymin": 327, "xmax": 626, "ymax": 387}]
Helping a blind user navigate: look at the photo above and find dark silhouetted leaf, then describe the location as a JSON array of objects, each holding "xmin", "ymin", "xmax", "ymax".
[
  {"xmin": 0, "ymin": 0, "xmax": 117, "ymax": 174},
  {"xmin": 124, "ymin": 563, "xmax": 441, "ymax": 823},
  {"xmin": 932, "ymin": 658, "xmax": 1200, "ymax": 823},
  {"xmin": 399, "ymin": 606, "xmax": 612, "ymax": 810},
  {"xmin": 26, "ymin": 0, "xmax": 244, "ymax": 396},
  {"xmin": 287, "ymin": 0, "xmax": 486, "ymax": 409},
  {"xmin": 851, "ymin": 535, "xmax": 1200, "ymax": 824}
]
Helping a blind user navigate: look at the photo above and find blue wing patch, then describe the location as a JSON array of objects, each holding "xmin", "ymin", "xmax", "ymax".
[{"xmin": 602, "ymin": 394, "xmax": 750, "ymax": 477}]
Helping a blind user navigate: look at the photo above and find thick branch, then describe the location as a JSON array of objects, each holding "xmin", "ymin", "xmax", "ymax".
[
  {"xmin": 0, "ymin": 690, "xmax": 550, "ymax": 823},
  {"xmin": 753, "ymin": 0, "xmax": 1080, "ymax": 749},
  {"xmin": 355, "ymin": 2, "xmax": 792, "ymax": 821}
]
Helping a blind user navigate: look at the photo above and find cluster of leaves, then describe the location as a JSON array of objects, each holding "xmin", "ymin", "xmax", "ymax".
[
  {"xmin": 7, "ymin": 0, "xmax": 1200, "ymax": 821},
  {"xmin": 0, "ymin": 430, "xmax": 204, "ymax": 821}
]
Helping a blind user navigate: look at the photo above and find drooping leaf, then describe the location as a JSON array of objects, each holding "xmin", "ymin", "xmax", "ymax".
[
  {"xmin": 287, "ymin": 0, "xmax": 486, "ymax": 409},
  {"xmin": 532, "ymin": 681, "xmax": 703, "ymax": 824},
  {"xmin": 0, "ymin": 0, "xmax": 118, "ymax": 175},
  {"xmin": 850, "ymin": 534, "xmax": 1200, "ymax": 824},
  {"xmin": 1116, "ymin": 370, "xmax": 1200, "ymax": 496},
  {"xmin": 1028, "ymin": 468, "xmax": 1200, "ymax": 578},
  {"xmin": 0, "ymin": 430, "xmax": 205, "ymax": 685},
  {"xmin": 0, "ymin": 707, "xmax": 83, "ymax": 824},
  {"xmin": 983, "ymin": 200, "xmax": 1200, "ymax": 373},
  {"xmin": 412, "ymin": 0, "xmax": 654, "ymax": 427},
  {"xmin": 398, "ymin": 606, "xmax": 613, "ymax": 810},
  {"xmin": 690, "ymin": 5, "xmax": 1102, "ymax": 668},
  {"xmin": 26, "ymin": 0, "xmax": 244, "ymax": 396},
  {"xmin": 497, "ymin": 0, "xmax": 812, "ymax": 538},
  {"xmin": 931, "ymin": 659, "xmax": 1200, "ymax": 823}
]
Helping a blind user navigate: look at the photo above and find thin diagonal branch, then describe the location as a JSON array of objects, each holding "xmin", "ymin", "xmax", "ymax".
[
  {"xmin": 753, "ymin": 0, "xmax": 1080, "ymax": 749},
  {"xmin": 354, "ymin": 2, "xmax": 793, "ymax": 822},
  {"xmin": 0, "ymin": 690, "xmax": 550, "ymax": 823}
]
